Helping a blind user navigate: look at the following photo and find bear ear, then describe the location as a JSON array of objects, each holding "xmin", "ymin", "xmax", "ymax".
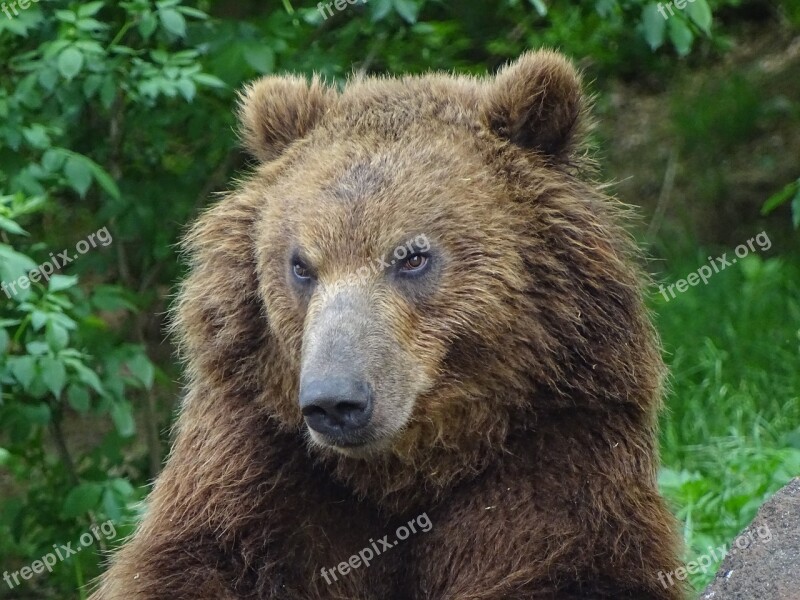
[
  {"xmin": 237, "ymin": 75, "xmax": 332, "ymax": 162},
  {"xmin": 483, "ymin": 50, "xmax": 586, "ymax": 161}
]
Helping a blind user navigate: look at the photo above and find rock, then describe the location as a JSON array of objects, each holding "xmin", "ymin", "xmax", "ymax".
[{"xmin": 701, "ymin": 478, "xmax": 800, "ymax": 600}]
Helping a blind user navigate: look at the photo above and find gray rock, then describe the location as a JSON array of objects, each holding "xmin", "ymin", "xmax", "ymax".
[{"xmin": 701, "ymin": 478, "xmax": 800, "ymax": 600}]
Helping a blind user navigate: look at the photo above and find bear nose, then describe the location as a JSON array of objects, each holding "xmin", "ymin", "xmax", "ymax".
[{"xmin": 299, "ymin": 378, "xmax": 373, "ymax": 437}]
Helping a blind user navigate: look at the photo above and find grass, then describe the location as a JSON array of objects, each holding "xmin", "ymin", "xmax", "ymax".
[{"xmin": 653, "ymin": 251, "xmax": 800, "ymax": 594}]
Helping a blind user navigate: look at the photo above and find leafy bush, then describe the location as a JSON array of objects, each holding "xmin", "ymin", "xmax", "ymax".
[{"xmin": 0, "ymin": 1, "xmax": 224, "ymax": 595}]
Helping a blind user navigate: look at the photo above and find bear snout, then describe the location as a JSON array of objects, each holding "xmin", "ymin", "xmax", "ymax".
[
  {"xmin": 297, "ymin": 284, "xmax": 416, "ymax": 451},
  {"xmin": 299, "ymin": 377, "xmax": 374, "ymax": 443}
]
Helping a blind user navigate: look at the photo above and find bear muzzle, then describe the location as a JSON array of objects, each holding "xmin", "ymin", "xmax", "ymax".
[{"xmin": 297, "ymin": 286, "xmax": 402, "ymax": 451}]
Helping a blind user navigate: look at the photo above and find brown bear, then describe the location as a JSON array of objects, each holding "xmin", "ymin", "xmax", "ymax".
[{"xmin": 90, "ymin": 51, "xmax": 685, "ymax": 600}]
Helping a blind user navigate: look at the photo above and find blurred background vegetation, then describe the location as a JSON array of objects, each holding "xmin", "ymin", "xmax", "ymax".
[{"xmin": 0, "ymin": 0, "xmax": 798, "ymax": 597}]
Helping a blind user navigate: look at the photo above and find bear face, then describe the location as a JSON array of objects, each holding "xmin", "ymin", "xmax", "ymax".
[
  {"xmin": 175, "ymin": 50, "xmax": 663, "ymax": 507},
  {"xmin": 251, "ymin": 111, "xmax": 538, "ymax": 457}
]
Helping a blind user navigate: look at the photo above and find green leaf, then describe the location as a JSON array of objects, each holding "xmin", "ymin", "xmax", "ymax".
[
  {"xmin": 668, "ymin": 17, "xmax": 693, "ymax": 56},
  {"xmin": 76, "ymin": 18, "xmax": 108, "ymax": 32},
  {"xmin": 177, "ymin": 6, "xmax": 209, "ymax": 19},
  {"xmin": 38, "ymin": 67, "xmax": 60, "ymax": 92},
  {"xmin": 46, "ymin": 320, "xmax": 69, "ymax": 351},
  {"xmin": 110, "ymin": 477, "xmax": 135, "ymax": 497},
  {"xmin": 22, "ymin": 125, "xmax": 50, "ymax": 149},
  {"xmin": 86, "ymin": 161, "xmax": 121, "ymax": 200},
  {"xmin": 26, "ymin": 341, "xmax": 49, "ymax": 355},
  {"xmin": 192, "ymin": 73, "xmax": 226, "ymax": 89},
  {"xmin": 138, "ymin": 11, "xmax": 158, "ymax": 38},
  {"xmin": 595, "ymin": 0, "xmax": 616, "ymax": 17},
  {"xmin": 0, "ymin": 244, "xmax": 38, "ymax": 294},
  {"xmin": 67, "ymin": 383, "xmax": 91, "ymax": 412},
  {"xmin": 55, "ymin": 9, "xmax": 77, "ymax": 23},
  {"xmin": 127, "ymin": 353, "xmax": 155, "ymax": 389},
  {"xmin": 66, "ymin": 359, "xmax": 105, "ymax": 395},
  {"xmin": 32, "ymin": 310, "xmax": 48, "ymax": 330},
  {"xmin": 64, "ymin": 156, "xmax": 92, "ymax": 196},
  {"xmin": 687, "ymin": 0, "xmax": 712, "ymax": 34},
  {"xmin": 75, "ymin": 40, "xmax": 105, "ymax": 55},
  {"xmin": 176, "ymin": 78, "xmax": 196, "ymax": 102},
  {"xmin": 9, "ymin": 356, "xmax": 36, "ymax": 389},
  {"xmin": 42, "ymin": 39, "xmax": 71, "ymax": 59},
  {"xmin": 528, "ymin": 0, "xmax": 548, "ymax": 17},
  {"xmin": 40, "ymin": 356, "xmax": 67, "ymax": 397},
  {"xmin": 371, "ymin": 0, "xmax": 393, "ymax": 21},
  {"xmin": 243, "ymin": 45, "xmax": 275, "ymax": 74},
  {"xmin": 0, "ymin": 216, "xmax": 28, "ymax": 236},
  {"xmin": 57, "ymin": 47, "xmax": 84, "ymax": 80},
  {"xmin": 151, "ymin": 49, "xmax": 169, "ymax": 64},
  {"xmin": 642, "ymin": 3, "xmax": 667, "ymax": 51},
  {"xmin": 102, "ymin": 486, "xmax": 122, "ymax": 521},
  {"xmin": 761, "ymin": 179, "xmax": 799, "ymax": 215},
  {"xmin": 48, "ymin": 295, "xmax": 74, "ymax": 310},
  {"xmin": 110, "ymin": 400, "xmax": 135, "ymax": 437},
  {"xmin": 50, "ymin": 313, "xmax": 78, "ymax": 330},
  {"xmin": 100, "ymin": 76, "xmax": 117, "ymax": 109},
  {"xmin": 0, "ymin": 13, "xmax": 30, "ymax": 36},
  {"xmin": 49, "ymin": 274, "xmax": 78, "ymax": 292},
  {"xmin": 63, "ymin": 482, "xmax": 103, "ymax": 518},
  {"xmin": 159, "ymin": 8, "xmax": 186, "ymax": 37},
  {"xmin": 392, "ymin": 0, "xmax": 419, "ymax": 23},
  {"xmin": 42, "ymin": 148, "xmax": 66, "ymax": 172},
  {"xmin": 62, "ymin": 152, "xmax": 120, "ymax": 199},
  {"xmin": 78, "ymin": 1, "xmax": 104, "ymax": 17}
]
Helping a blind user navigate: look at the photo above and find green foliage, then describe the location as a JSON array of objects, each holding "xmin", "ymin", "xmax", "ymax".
[
  {"xmin": 655, "ymin": 256, "xmax": 800, "ymax": 592},
  {"xmin": 641, "ymin": 0, "xmax": 715, "ymax": 56},
  {"xmin": 672, "ymin": 74, "xmax": 764, "ymax": 159},
  {"xmin": 0, "ymin": 0, "xmax": 218, "ymax": 595},
  {"xmin": 0, "ymin": 202, "xmax": 155, "ymax": 595}
]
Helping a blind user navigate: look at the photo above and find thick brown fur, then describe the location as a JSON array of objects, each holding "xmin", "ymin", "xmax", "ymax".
[{"xmin": 90, "ymin": 51, "xmax": 685, "ymax": 600}]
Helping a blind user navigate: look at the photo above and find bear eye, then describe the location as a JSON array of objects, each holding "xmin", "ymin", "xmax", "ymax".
[
  {"xmin": 399, "ymin": 254, "xmax": 429, "ymax": 273},
  {"xmin": 292, "ymin": 259, "xmax": 313, "ymax": 281}
]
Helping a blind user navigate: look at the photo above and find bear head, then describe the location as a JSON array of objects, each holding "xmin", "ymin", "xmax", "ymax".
[{"xmin": 174, "ymin": 50, "xmax": 663, "ymax": 508}]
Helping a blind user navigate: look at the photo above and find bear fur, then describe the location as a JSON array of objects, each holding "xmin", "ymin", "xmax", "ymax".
[{"xmin": 90, "ymin": 51, "xmax": 685, "ymax": 600}]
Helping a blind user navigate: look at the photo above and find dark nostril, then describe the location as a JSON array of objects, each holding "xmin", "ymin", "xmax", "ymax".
[
  {"xmin": 336, "ymin": 401, "xmax": 365, "ymax": 416},
  {"xmin": 300, "ymin": 399, "xmax": 367, "ymax": 425},
  {"xmin": 299, "ymin": 377, "xmax": 373, "ymax": 436},
  {"xmin": 300, "ymin": 404, "xmax": 328, "ymax": 419}
]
